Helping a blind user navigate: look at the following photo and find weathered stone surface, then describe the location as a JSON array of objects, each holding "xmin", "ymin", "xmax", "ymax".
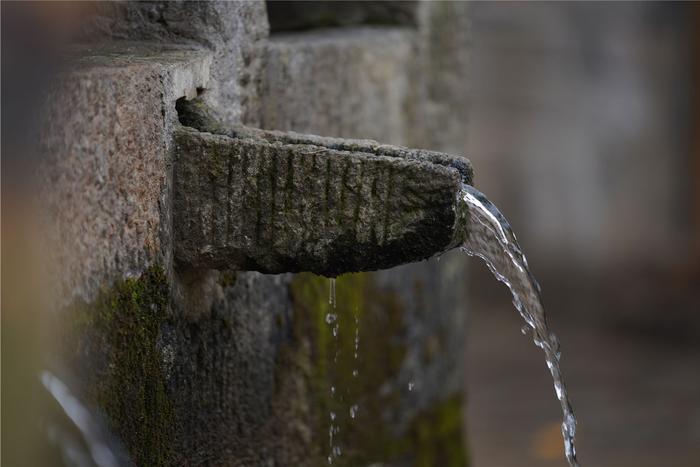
[
  {"xmin": 173, "ymin": 123, "xmax": 469, "ymax": 276},
  {"xmin": 166, "ymin": 271, "xmax": 293, "ymax": 465},
  {"xmin": 261, "ymin": 5, "xmax": 472, "ymax": 155},
  {"xmin": 37, "ymin": 41, "xmax": 296, "ymax": 466},
  {"xmin": 409, "ymin": 1, "xmax": 472, "ymax": 153},
  {"xmin": 82, "ymin": 1, "xmax": 268, "ymax": 126},
  {"xmin": 61, "ymin": 266, "xmax": 294, "ymax": 466},
  {"xmin": 36, "ymin": 29, "xmax": 306, "ymax": 467},
  {"xmin": 38, "ymin": 42, "xmax": 212, "ymax": 305},
  {"xmin": 178, "ymin": 97, "xmax": 474, "ymax": 181},
  {"xmin": 262, "ymin": 27, "xmax": 414, "ymax": 145}
]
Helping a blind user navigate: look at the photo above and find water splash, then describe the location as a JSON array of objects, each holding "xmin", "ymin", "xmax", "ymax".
[{"xmin": 457, "ymin": 184, "xmax": 579, "ymax": 467}]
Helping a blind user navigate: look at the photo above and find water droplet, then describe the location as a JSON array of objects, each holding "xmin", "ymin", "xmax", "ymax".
[
  {"xmin": 352, "ymin": 369, "xmax": 358, "ymax": 377},
  {"xmin": 350, "ymin": 405, "xmax": 358, "ymax": 419},
  {"xmin": 330, "ymin": 411, "xmax": 336, "ymax": 421},
  {"xmin": 328, "ymin": 278, "xmax": 336, "ymax": 308},
  {"xmin": 408, "ymin": 382, "xmax": 414, "ymax": 391},
  {"xmin": 521, "ymin": 325, "xmax": 529, "ymax": 335},
  {"xmin": 325, "ymin": 313, "xmax": 336, "ymax": 325}
]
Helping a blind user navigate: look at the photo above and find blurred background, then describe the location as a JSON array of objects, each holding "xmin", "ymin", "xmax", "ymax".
[{"xmin": 464, "ymin": 2, "xmax": 700, "ymax": 466}]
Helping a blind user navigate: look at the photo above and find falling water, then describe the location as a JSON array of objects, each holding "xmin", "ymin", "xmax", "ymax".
[
  {"xmin": 457, "ymin": 184, "xmax": 579, "ymax": 467},
  {"xmin": 327, "ymin": 278, "xmax": 340, "ymax": 465},
  {"xmin": 40, "ymin": 370, "xmax": 121, "ymax": 467},
  {"xmin": 352, "ymin": 313, "xmax": 359, "ymax": 377},
  {"xmin": 329, "ymin": 278, "xmax": 336, "ymax": 308},
  {"xmin": 350, "ymin": 312, "xmax": 360, "ymax": 420}
]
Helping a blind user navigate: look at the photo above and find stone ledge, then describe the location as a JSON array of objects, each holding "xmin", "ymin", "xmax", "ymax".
[{"xmin": 60, "ymin": 41, "xmax": 212, "ymax": 99}]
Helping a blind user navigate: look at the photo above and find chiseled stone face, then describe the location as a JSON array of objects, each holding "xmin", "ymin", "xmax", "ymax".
[{"xmin": 172, "ymin": 99, "xmax": 471, "ymax": 276}]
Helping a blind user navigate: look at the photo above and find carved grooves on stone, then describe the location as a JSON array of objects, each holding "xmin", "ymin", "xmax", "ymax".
[{"xmin": 173, "ymin": 124, "xmax": 466, "ymax": 275}]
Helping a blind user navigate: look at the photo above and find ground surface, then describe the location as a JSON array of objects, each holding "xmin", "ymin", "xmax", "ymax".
[{"xmin": 464, "ymin": 265, "xmax": 700, "ymax": 467}]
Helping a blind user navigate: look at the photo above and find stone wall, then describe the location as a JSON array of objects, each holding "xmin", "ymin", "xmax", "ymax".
[{"xmin": 37, "ymin": 2, "xmax": 473, "ymax": 465}]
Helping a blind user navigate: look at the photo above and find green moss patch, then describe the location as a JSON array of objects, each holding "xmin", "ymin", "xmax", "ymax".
[{"xmin": 63, "ymin": 266, "xmax": 175, "ymax": 466}]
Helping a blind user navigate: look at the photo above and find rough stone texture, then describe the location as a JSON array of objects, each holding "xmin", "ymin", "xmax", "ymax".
[
  {"xmin": 173, "ymin": 99, "xmax": 472, "ymax": 275},
  {"xmin": 39, "ymin": 41, "xmax": 297, "ymax": 466},
  {"xmin": 178, "ymin": 97, "xmax": 474, "ymax": 180},
  {"xmin": 173, "ymin": 126, "xmax": 463, "ymax": 276},
  {"xmin": 261, "ymin": 3, "xmax": 473, "ymax": 155},
  {"xmin": 262, "ymin": 27, "xmax": 414, "ymax": 145},
  {"xmin": 82, "ymin": 1, "xmax": 268, "ymax": 126},
  {"xmin": 165, "ymin": 271, "xmax": 292, "ymax": 465},
  {"xmin": 38, "ymin": 42, "xmax": 212, "ymax": 305},
  {"xmin": 409, "ymin": 1, "xmax": 472, "ymax": 154}
]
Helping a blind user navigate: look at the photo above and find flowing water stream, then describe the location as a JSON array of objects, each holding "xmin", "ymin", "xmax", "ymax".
[{"xmin": 458, "ymin": 184, "xmax": 579, "ymax": 466}]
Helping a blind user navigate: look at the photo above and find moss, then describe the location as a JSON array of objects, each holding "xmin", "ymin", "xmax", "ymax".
[
  {"xmin": 64, "ymin": 266, "xmax": 175, "ymax": 466},
  {"xmin": 60, "ymin": 265, "xmax": 467, "ymax": 466},
  {"xmin": 288, "ymin": 272, "xmax": 468, "ymax": 466}
]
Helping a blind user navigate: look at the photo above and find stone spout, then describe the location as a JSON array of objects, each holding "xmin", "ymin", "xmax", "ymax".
[{"xmin": 173, "ymin": 99, "xmax": 473, "ymax": 276}]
